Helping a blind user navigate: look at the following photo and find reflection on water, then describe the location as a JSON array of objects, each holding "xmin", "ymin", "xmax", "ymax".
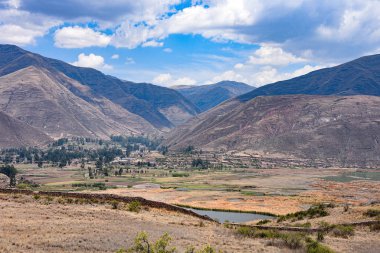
[{"xmin": 187, "ymin": 208, "xmax": 274, "ymax": 223}]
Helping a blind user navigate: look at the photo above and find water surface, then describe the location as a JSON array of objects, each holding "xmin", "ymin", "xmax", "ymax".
[{"xmin": 187, "ymin": 208, "xmax": 274, "ymax": 223}]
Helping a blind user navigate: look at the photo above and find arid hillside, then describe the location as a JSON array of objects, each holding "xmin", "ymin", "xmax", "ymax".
[
  {"xmin": 0, "ymin": 111, "xmax": 51, "ymax": 148},
  {"xmin": 0, "ymin": 66, "xmax": 155, "ymax": 139},
  {"xmin": 165, "ymin": 95, "xmax": 380, "ymax": 167},
  {"xmin": 0, "ymin": 44, "xmax": 199, "ymax": 135}
]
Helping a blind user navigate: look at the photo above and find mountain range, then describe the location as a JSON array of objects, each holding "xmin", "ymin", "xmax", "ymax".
[
  {"xmin": 174, "ymin": 81, "xmax": 255, "ymax": 112},
  {"xmin": 165, "ymin": 54, "xmax": 380, "ymax": 166}
]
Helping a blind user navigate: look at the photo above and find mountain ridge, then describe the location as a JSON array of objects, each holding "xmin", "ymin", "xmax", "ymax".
[
  {"xmin": 238, "ymin": 54, "xmax": 380, "ymax": 101},
  {"xmin": 0, "ymin": 44, "xmax": 199, "ymax": 129},
  {"xmin": 175, "ymin": 80, "xmax": 255, "ymax": 112}
]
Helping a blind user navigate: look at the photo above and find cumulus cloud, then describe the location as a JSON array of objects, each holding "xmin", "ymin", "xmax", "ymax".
[
  {"xmin": 209, "ymin": 45, "xmax": 327, "ymax": 86},
  {"xmin": 0, "ymin": 3, "xmax": 58, "ymax": 45},
  {"xmin": 54, "ymin": 26, "xmax": 111, "ymax": 48},
  {"xmin": 0, "ymin": 24, "xmax": 45, "ymax": 45},
  {"xmin": 248, "ymin": 45, "xmax": 305, "ymax": 65},
  {"xmin": 163, "ymin": 48, "xmax": 172, "ymax": 53},
  {"xmin": 142, "ymin": 40, "xmax": 164, "ymax": 47},
  {"xmin": 152, "ymin": 73, "xmax": 196, "ymax": 87},
  {"xmin": 72, "ymin": 53, "xmax": 112, "ymax": 70},
  {"xmin": 111, "ymin": 54, "xmax": 119, "ymax": 59}
]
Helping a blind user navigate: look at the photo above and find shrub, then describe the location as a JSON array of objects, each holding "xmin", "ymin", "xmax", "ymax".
[
  {"xmin": 281, "ymin": 233, "xmax": 304, "ymax": 249},
  {"xmin": 197, "ymin": 245, "xmax": 216, "ymax": 253},
  {"xmin": 317, "ymin": 232, "xmax": 325, "ymax": 242},
  {"xmin": 364, "ymin": 209, "xmax": 380, "ymax": 218},
  {"xmin": 292, "ymin": 222, "xmax": 311, "ymax": 228},
  {"xmin": 331, "ymin": 225, "xmax": 354, "ymax": 238},
  {"xmin": 257, "ymin": 219, "xmax": 271, "ymax": 225},
  {"xmin": 370, "ymin": 223, "xmax": 380, "ymax": 231},
  {"xmin": 277, "ymin": 204, "xmax": 329, "ymax": 222},
  {"xmin": 128, "ymin": 200, "xmax": 141, "ymax": 213},
  {"xmin": 126, "ymin": 231, "xmax": 176, "ymax": 253},
  {"xmin": 237, "ymin": 226, "xmax": 281, "ymax": 239},
  {"xmin": 33, "ymin": 194, "xmax": 41, "ymax": 200},
  {"xmin": 16, "ymin": 183, "xmax": 28, "ymax": 189},
  {"xmin": 172, "ymin": 172, "xmax": 190, "ymax": 177},
  {"xmin": 57, "ymin": 197, "xmax": 66, "ymax": 204},
  {"xmin": 45, "ymin": 196, "xmax": 54, "ymax": 202},
  {"xmin": 111, "ymin": 200, "xmax": 119, "ymax": 209},
  {"xmin": 307, "ymin": 240, "xmax": 335, "ymax": 253}
]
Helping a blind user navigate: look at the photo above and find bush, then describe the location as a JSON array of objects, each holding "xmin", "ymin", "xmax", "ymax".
[
  {"xmin": 317, "ymin": 232, "xmax": 325, "ymax": 242},
  {"xmin": 292, "ymin": 222, "xmax": 311, "ymax": 228},
  {"xmin": 307, "ymin": 240, "xmax": 335, "ymax": 253},
  {"xmin": 331, "ymin": 225, "xmax": 354, "ymax": 238},
  {"xmin": 257, "ymin": 219, "xmax": 271, "ymax": 225},
  {"xmin": 111, "ymin": 200, "xmax": 119, "ymax": 209},
  {"xmin": 370, "ymin": 223, "xmax": 380, "ymax": 231},
  {"xmin": 364, "ymin": 209, "xmax": 380, "ymax": 218},
  {"xmin": 277, "ymin": 204, "xmax": 329, "ymax": 222},
  {"xmin": 281, "ymin": 233, "xmax": 304, "ymax": 249},
  {"xmin": 33, "ymin": 194, "xmax": 41, "ymax": 200},
  {"xmin": 128, "ymin": 200, "xmax": 141, "ymax": 213},
  {"xmin": 237, "ymin": 226, "xmax": 282, "ymax": 239},
  {"xmin": 172, "ymin": 172, "xmax": 190, "ymax": 177},
  {"xmin": 126, "ymin": 231, "xmax": 176, "ymax": 253},
  {"xmin": 16, "ymin": 183, "xmax": 28, "ymax": 189}
]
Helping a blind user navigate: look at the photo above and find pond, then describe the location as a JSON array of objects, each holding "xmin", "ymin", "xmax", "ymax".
[
  {"xmin": 186, "ymin": 208, "xmax": 274, "ymax": 223},
  {"xmin": 323, "ymin": 171, "xmax": 380, "ymax": 182}
]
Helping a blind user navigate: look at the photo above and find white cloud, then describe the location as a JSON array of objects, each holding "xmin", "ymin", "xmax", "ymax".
[
  {"xmin": 0, "ymin": 24, "xmax": 45, "ymax": 45},
  {"xmin": 248, "ymin": 45, "xmax": 305, "ymax": 65},
  {"xmin": 208, "ymin": 44, "xmax": 328, "ymax": 87},
  {"xmin": 163, "ymin": 48, "xmax": 172, "ymax": 53},
  {"xmin": 54, "ymin": 26, "xmax": 111, "ymax": 48},
  {"xmin": 72, "ymin": 53, "xmax": 112, "ymax": 70},
  {"xmin": 142, "ymin": 40, "xmax": 163, "ymax": 47},
  {"xmin": 111, "ymin": 54, "xmax": 119, "ymax": 59},
  {"xmin": 152, "ymin": 73, "xmax": 196, "ymax": 87},
  {"xmin": 125, "ymin": 57, "xmax": 135, "ymax": 64},
  {"xmin": 0, "ymin": 6, "xmax": 58, "ymax": 46}
]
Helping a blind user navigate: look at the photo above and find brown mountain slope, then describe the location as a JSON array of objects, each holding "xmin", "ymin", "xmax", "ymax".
[
  {"xmin": 0, "ymin": 44, "xmax": 200, "ymax": 129},
  {"xmin": 165, "ymin": 95, "xmax": 380, "ymax": 166},
  {"xmin": 0, "ymin": 111, "xmax": 51, "ymax": 148},
  {"xmin": 0, "ymin": 66, "xmax": 155, "ymax": 139}
]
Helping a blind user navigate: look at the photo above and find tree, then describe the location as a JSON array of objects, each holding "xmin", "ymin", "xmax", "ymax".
[
  {"xmin": 0, "ymin": 165, "xmax": 18, "ymax": 187},
  {"xmin": 96, "ymin": 157, "xmax": 103, "ymax": 170}
]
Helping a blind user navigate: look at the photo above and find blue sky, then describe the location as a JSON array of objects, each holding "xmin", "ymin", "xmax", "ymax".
[{"xmin": 1, "ymin": 0, "xmax": 380, "ymax": 87}]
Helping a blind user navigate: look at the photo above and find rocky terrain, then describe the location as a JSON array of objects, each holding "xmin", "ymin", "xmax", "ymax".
[
  {"xmin": 0, "ymin": 111, "xmax": 51, "ymax": 148},
  {"xmin": 165, "ymin": 95, "xmax": 380, "ymax": 167}
]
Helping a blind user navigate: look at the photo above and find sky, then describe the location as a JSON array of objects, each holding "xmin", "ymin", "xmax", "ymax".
[{"xmin": 0, "ymin": 0, "xmax": 380, "ymax": 87}]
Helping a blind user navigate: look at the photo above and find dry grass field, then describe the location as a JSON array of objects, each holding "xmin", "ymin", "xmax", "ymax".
[{"xmin": 0, "ymin": 193, "xmax": 379, "ymax": 253}]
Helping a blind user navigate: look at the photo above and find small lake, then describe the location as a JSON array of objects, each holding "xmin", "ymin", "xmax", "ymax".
[
  {"xmin": 186, "ymin": 208, "xmax": 274, "ymax": 223},
  {"xmin": 323, "ymin": 171, "xmax": 380, "ymax": 182}
]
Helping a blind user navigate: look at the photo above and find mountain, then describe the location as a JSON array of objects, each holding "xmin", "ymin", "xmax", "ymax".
[
  {"xmin": 165, "ymin": 95, "xmax": 380, "ymax": 166},
  {"xmin": 0, "ymin": 44, "xmax": 199, "ymax": 131},
  {"xmin": 0, "ymin": 111, "xmax": 51, "ymax": 148},
  {"xmin": 239, "ymin": 54, "xmax": 380, "ymax": 102},
  {"xmin": 0, "ymin": 65, "xmax": 154, "ymax": 139},
  {"xmin": 175, "ymin": 81, "xmax": 255, "ymax": 112}
]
